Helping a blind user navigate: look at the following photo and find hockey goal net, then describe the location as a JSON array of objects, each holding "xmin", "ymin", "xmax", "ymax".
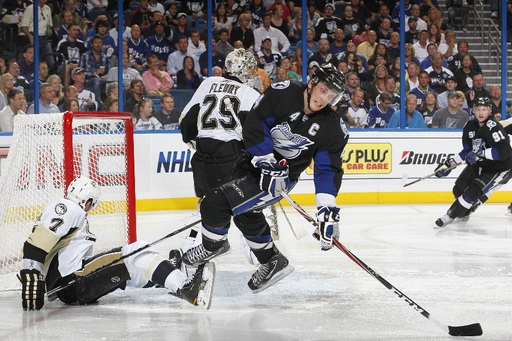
[{"xmin": 0, "ymin": 112, "xmax": 136, "ymax": 290}]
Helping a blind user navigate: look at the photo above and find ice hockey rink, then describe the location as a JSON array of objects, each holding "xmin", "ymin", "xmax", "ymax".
[{"xmin": 1, "ymin": 203, "xmax": 511, "ymax": 341}]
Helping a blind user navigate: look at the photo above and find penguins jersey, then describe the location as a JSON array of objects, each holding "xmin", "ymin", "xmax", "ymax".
[
  {"xmin": 23, "ymin": 198, "xmax": 95, "ymax": 277},
  {"xmin": 180, "ymin": 76, "xmax": 261, "ymax": 143},
  {"xmin": 243, "ymin": 80, "xmax": 349, "ymax": 199},
  {"xmin": 458, "ymin": 118, "xmax": 512, "ymax": 172}
]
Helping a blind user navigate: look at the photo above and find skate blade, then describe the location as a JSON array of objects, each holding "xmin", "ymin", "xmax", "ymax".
[
  {"xmin": 196, "ymin": 262, "xmax": 216, "ymax": 310},
  {"xmin": 251, "ymin": 264, "xmax": 295, "ymax": 294}
]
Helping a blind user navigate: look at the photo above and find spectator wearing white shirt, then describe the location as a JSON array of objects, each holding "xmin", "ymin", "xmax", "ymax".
[
  {"xmin": 167, "ymin": 36, "xmax": 200, "ymax": 76},
  {"xmin": 405, "ymin": 5, "xmax": 428, "ymax": 32},
  {"xmin": 0, "ymin": 89, "xmax": 26, "ymax": 132},
  {"xmin": 253, "ymin": 12, "xmax": 290, "ymax": 54},
  {"xmin": 109, "ymin": 14, "xmax": 132, "ymax": 46},
  {"xmin": 188, "ymin": 31, "xmax": 206, "ymax": 60},
  {"xmin": 413, "ymin": 30, "xmax": 429, "ymax": 63},
  {"xmin": 148, "ymin": 0, "xmax": 165, "ymax": 14},
  {"xmin": 70, "ymin": 67, "xmax": 98, "ymax": 111},
  {"xmin": 20, "ymin": 0, "xmax": 54, "ymax": 70}
]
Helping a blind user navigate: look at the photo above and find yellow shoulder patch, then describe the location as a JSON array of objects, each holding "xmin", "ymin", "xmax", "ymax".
[{"xmin": 27, "ymin": 224, "xmax": 61, "ymax": 254}]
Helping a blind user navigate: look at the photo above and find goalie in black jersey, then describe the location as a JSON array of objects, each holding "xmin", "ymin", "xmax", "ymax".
[
  {"xmin": 176, "ymin": 64, "xmax": 349, "ymax": 293},
  {"xmin": 434, "ymin": 97, "xmax": 512, "ymax": 228},
  {"xmin": 19, "ymin": 177, "xmax": 215, "ymax": 310}
]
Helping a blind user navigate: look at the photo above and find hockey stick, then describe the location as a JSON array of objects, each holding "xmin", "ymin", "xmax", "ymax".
[
  {"xmin": 46, "ymin": 219, "xmax": 202, "ymax": 298},
  {"xmin": 403, "ymin": 162, "xmax": 463, "ymax": 188},
  {"xmin": 278, "ymin": 200, "xmax": 308, "ymax": 239},
  {"xmin": 402, "ymin": 172, "xmax": 438, "ymax": 187},
  {"xmin": 279, "ymin": 192, "xmax": 483, "ymax": 337}
]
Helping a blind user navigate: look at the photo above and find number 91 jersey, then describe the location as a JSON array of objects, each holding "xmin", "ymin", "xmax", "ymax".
[{"xmin": 181, "ymin": 76, "xmax": 261, "ymax": 142}]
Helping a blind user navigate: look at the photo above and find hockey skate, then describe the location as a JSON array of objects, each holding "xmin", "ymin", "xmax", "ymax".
[
  {"xmin": 452, "ymin": 215, "xmax": 470, "ymax": 223},
  {"xmin": 508, "ymin": 203, "xmax": 512, "ymax": 214},
  {"xmin": 182, "ymin": 240, "xmax": 230, "ymax": 267},
  {"xmin": 248, "ymin": 250, "xmax": 294, "ymax": 294},
  {"xmin": 435, "ymin": 214, "xmax": 454, "ymax": 228},
  {"xmin": 175, "ymin": 262, "xmax": 216, "ymax": 309}
]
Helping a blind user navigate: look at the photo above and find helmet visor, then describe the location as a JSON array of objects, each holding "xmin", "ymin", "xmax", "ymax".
[{"xmin": 319, "ymin": 81, "xmax": 344, "ymax": 106}]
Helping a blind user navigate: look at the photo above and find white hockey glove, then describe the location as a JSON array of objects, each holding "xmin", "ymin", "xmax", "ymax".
[
  {"xmin": 434, "ymin": 158, "xmax": 457, "ymax": 178},
  {"xmin": 316, "ymin": 206, "xmax": 340, "ymax": 251},
  {"xmin": 256, "ymin": 160, "xmax": 290, "ymax": 197},
  {"xmin": 17, "ymin": 269, "xmax": 46, "ymax": 310}
]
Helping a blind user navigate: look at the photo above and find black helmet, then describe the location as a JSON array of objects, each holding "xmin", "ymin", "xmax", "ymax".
[
  {"xmin": 473, "ymin": 97, "xmax": 492, "ymax": 109},
  {"xmin": 310, "ymin": 64, "xmax": 346, "ymax": 105}
]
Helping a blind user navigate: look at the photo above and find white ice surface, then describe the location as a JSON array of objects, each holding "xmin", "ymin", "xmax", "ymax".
[{"xmin": 1, "ymin": 204, "xmax": 511, "ymax": 341}]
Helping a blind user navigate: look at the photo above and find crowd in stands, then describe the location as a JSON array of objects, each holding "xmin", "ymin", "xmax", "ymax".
[{"xmin": 0, "ymin": 0, "xmax": 509, "ymax": 131}]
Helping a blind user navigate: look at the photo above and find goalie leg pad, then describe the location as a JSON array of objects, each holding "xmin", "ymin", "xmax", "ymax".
[{"xmin": 75, "ymin": 262, "xmax": 131, "ymax": 304}]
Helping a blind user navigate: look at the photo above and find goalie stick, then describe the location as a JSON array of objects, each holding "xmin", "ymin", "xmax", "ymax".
[
  {"xmin": 279, "ymin": 192, "xmax": 483, "ymax": 337},
  {"xmin": 46, "ymin": 219, "xmax": 202, "ymax": 297}
]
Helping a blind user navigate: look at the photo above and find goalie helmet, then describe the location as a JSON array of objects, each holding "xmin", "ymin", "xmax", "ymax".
[
  {"xmin": 473, "ymin": 97, "xmax": 492, "ymax": 109},
  {"xmin": 310, "ymin": 64, "xmax": 346, "ymax": 106},
  {"xmin": 67, "ymin": 177, "xmax": 101, "ymax": 210},
  {"xmin": 225, "ymin": 48, "xmax": 257, "ymax": 86}
]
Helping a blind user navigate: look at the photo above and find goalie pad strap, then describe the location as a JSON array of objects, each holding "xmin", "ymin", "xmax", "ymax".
[{"xmin": 151, "ymin": 260, "xmax": 177, "ymax": 287}]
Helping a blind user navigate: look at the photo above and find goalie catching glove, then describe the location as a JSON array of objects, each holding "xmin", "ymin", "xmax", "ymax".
[
  {"xmin": 256, "ymin": 160, "xmax": 290, "ymax": 197},
  {"xmin": 315, "ymin": 206, "xmax": 340, "ymax": 251},
  {"xmin": 18, "ymin": 269, "xmax": 46, "ymax": 310}
]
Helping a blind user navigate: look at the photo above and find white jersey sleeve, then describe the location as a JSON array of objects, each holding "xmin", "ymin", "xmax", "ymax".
[
  {"xmin": 181, "ymin": 76, "xmax": 261, "ymax": 142},
  {"xmin": 28, "ymin": 198, "xmax": 96, "ymax": 276}
]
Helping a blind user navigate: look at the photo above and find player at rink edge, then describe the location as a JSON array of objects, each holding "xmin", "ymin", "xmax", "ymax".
[
  {"xmin": 18, "ymin": 177, "xmax": 215, "ymax": 310},
  {"xmin": 433, "ymin": 97, "xmax": 512, "ymax": 228},
  {"xmin": 172, "ymin": 63, "xmax": 349, "ymax": 294}
]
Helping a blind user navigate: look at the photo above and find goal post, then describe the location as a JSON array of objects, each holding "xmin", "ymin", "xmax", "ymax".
[{"xmin": 0, "ymin": 111, "xmax": 136, "ymax": 290}]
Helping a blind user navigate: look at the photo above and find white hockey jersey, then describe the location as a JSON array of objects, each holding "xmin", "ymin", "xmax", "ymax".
[
  {"xmin": 28, "ymin": 198, "xmax": 95, "ymax": 277},
  {"xmin": 181, "ymin": 76, "xmax": 261, "ymax": 142}
]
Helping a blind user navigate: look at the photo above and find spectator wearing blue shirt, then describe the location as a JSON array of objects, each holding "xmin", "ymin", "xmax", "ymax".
[
  {"xmin": 367, "ymin": 92, "xmax": 394, "ymax": 128},
  {"xmin": 126, "ymin": 24, "xmax": 150, "ymax": 70},
  {"xmin": 26, "ymin": 83, "xmax": 60, "ymax": 114},
  {"xmin": 79, "ymin": 36, "xmax": 111, "ymax": 104},
  {"xmin": 410, "ymin": 71, "xmax": 437, "ymax": 109},
  {"xmin": 388, "ymin": 94, "xmax": 427, "ymax": 128},
  {"xmin": 146, "ymin": 21, "xmax": 174, "ymax": 67}
]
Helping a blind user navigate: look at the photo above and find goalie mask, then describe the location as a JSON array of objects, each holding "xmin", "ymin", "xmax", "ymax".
[
  {"xmin": 225, "ymin": 48, "xmax": 257, "ymax": 87},
  {"xmin": 67, "ymin": 177, "xmax": 101, "ymax": 210},
  {"xmin": 309, "ymin": 64, "xmax": 346, "ymax": 107}
]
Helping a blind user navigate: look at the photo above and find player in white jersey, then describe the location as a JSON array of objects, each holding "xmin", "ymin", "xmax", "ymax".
[
  {"xmin": 180, "ymin": 49, "xmax": 261, "ymax": 198},
  {"xmin": 18, "ymin": 177, "xmax": 215, "ymax": 310},
  {"xmin": 177, "ymin": 48, "xmax": 263, "ymax": 258}
]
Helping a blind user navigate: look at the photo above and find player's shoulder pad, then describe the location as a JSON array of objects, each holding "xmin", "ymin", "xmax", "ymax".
[{"xmin": 486, "ymin": 119, "xmax": 498, "ymax": 130}]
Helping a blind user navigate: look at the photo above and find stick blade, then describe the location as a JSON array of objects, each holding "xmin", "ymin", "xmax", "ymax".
[{"xmin": 448, "ymin": 323, "xmax": 483, "ymax": 337}]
